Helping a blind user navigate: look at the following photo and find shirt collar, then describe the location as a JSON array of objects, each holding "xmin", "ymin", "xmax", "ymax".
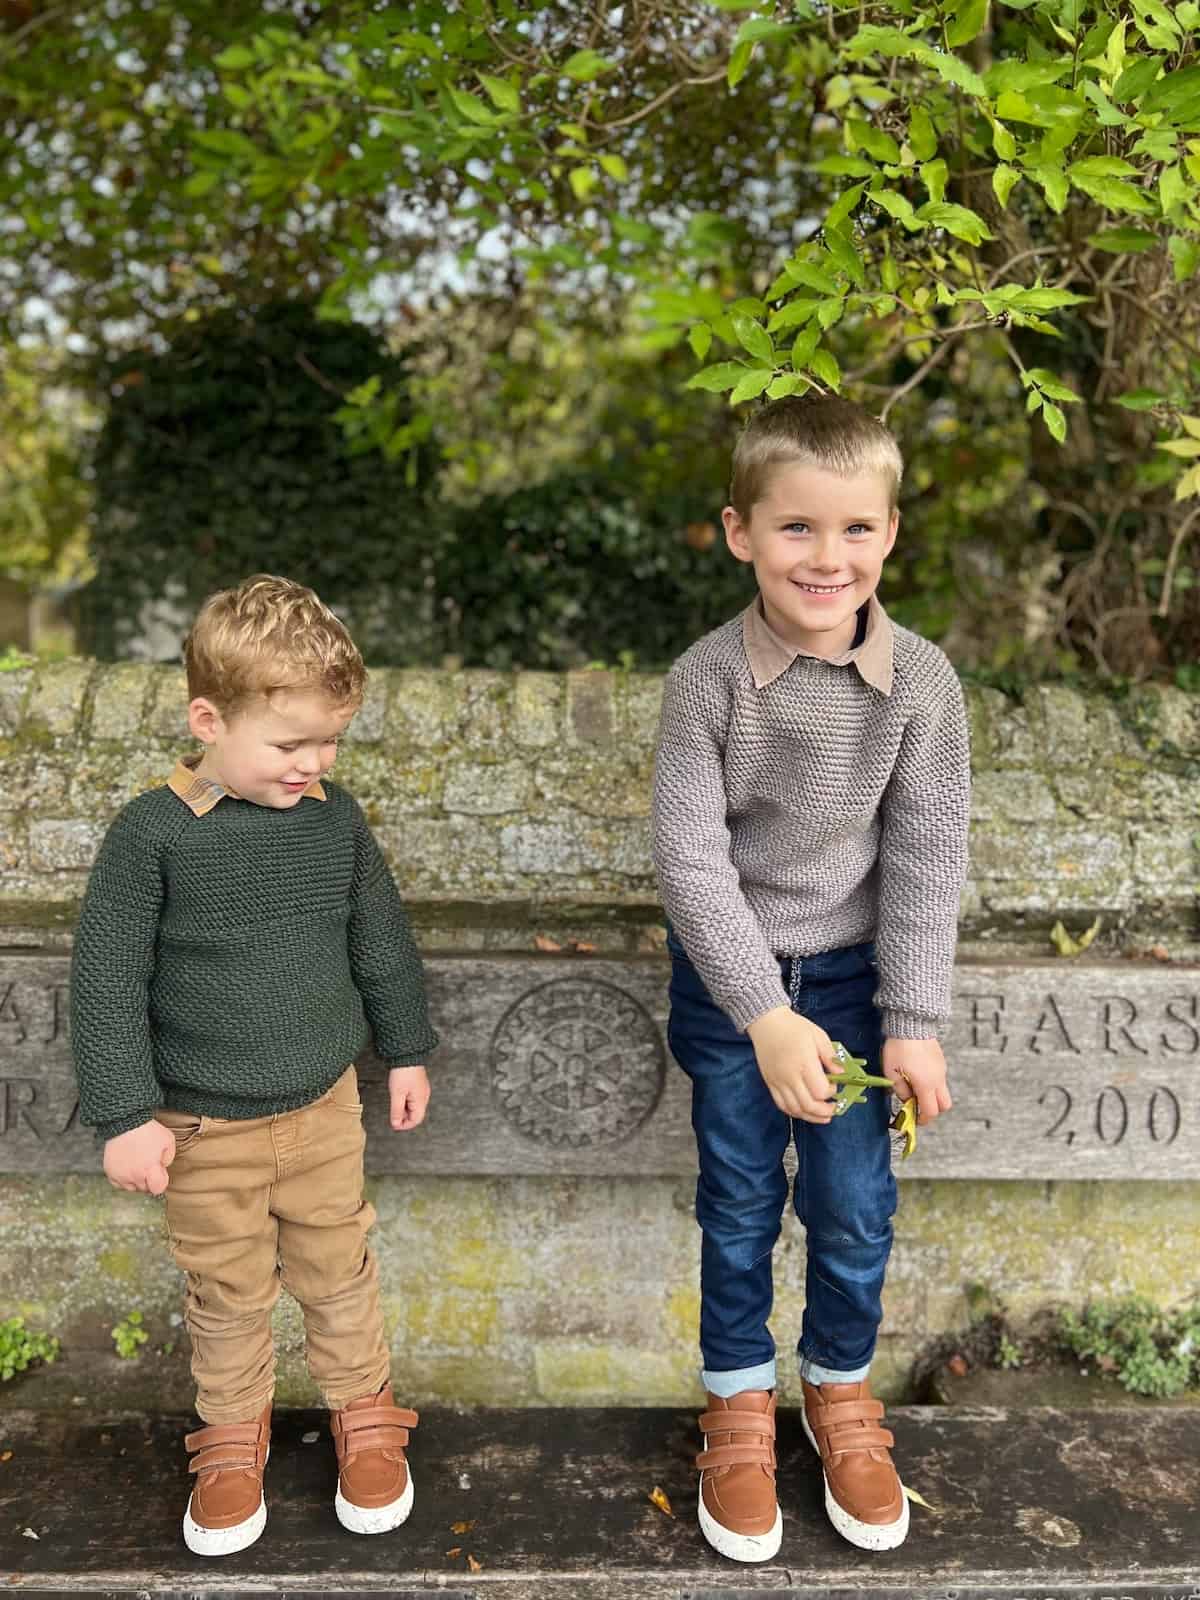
[
  {"xmin": 167, "ymin": 755, "xmax": 326, "ymax": 817},
  {"xmin": 741, "ymin": 592, "xmax": 895, "ymax": 696}
]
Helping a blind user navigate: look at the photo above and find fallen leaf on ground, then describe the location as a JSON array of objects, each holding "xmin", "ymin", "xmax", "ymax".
[
  {"xmin": 572, "ymin": 940, "xmax": 598, "ymax": 953},
  {"xmin": 467, "ymin": 1554, "xmax": 483, "ymax": 1572},
  {"xmin": 1150, "ymin": 943, "xmax": 1171, "ymax": 962},
  {"xmin": 0, "ymin": 1451, "xmax": 12, "ymax": 1463},
  {"xmin": 648, "ymin": 1485, "xmax": 674, "ymax": 1517},
  {"xmin": 450, "ymin": 1520, "xmax": 475, "ymax": 1534},
  {"xmin": 904, "ymin": 1485, "xmax": 939, "ymax": 1513},
  {"xmin": 444, "ymin": 1547, "xmax": 462, "ymax": 1558},
  {"xmin": 534, "ymin": 934, "xmax": 563, "ymax": 952},
  {"xmin": 21, "ymin": 1529, "xmax": 38, "ymax": 1540},
  {"xmin": 947, "ymin": 1353, "xmax": 969, "ymax": 1377},
  {"xmin": 1049, "ymin": 916, "xmax": 1101, "ymax": 958}
]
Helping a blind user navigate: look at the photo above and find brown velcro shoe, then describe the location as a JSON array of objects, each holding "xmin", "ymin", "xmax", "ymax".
[
  {"xmin": 801, "ymin": 1378, "xmax": 909, "ymax": 1550},
  {"xmin": 695, "ymin": 1389, "xmax": 782, "ymax": 1563},
  {"xmin": 330, "ymin": 1384, "xmax": 417, "ymax": 1535},
  {"xmin": 182, "ymin": 1403, "xmax": 271, "ymax": 1557}
]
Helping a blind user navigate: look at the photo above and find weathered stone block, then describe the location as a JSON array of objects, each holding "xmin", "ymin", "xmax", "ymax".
[
  {"xmin": 970, "ymin": 771, "xmax": 1057, "ymax": 823},
  {"xmin": 28, "ymin": 819, "xmax": 105, "ymax": 873},
  {"xmin": 146, "ymin": 668, "xmax": 190, "ymax": 741},
  {"xmin": 513, "ymin": 673, "xmax": 562, "ymax": 748},
  {"xmin": 619, "ymin": 675, "xmax": 665, "ymax": 749},
  {"xmin": 334, "ymin": 750, "xmax": 442, "ymax": 820},
  {"xmin": 567, "ymin": 671, "xmax": 615, "ymax": 745},
  {"xmin": 456, "ymin": 671, "xmax": 512, "ymax": 749},
  {"xmin": 67, "ymin": 748, "xmax": 177, "ymax": 817},
  {"xmin": 0, "ymin": 669, "xmax": 31, "ymax": 737},
  {"xmin": 1124, "ymin": 683, "xmax": 1200, "ymax": 757},
  {"xmin": 90, "ymin": 665, "xmax": 155, "ymax": 741},
  {"xmin": 26, "ymin": 662, "xmax": 93, "ymax": 738},
  {"xmin": 970, "ymin": 822, "xmax": 1126, "ymax": 883},
  {"xmin": 534, "ymin": 755, "xmax": 654, "ymax": 820},
  {"xmin": 500, "ymin": 821, "xmax": 584, "ymax": 876},
  {"xmin": 380, "ymin": 818, "xmax": 500, "ymax": 895},
  {"xmin": 444, "ymin": 760, "xmax": 533, "ymax": 817},
  {"xmin": 0, "ymin": 754, "xmax": 71, "ymax": 813},
  {"xmin": 978, "ymin": 690, "xmax": 1038, "ymax": 770},
  {"xmin": 388, "ymin": 670, "xmax": 462, "ymax": 748},
  {"xmin": 1031, "ymin": 684, "xmax": 1132, "ymax": 763},
  {"xmin": 1132, "ymin": 826, "xmax": 1198, "ymax": 886},
  {"xmin": 348, "ymin": 673, "xmax": 388, "ymax": 743}
]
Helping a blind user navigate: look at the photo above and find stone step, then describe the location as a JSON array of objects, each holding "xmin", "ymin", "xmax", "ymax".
[{"xmin": 2, "ymin": 1404, "xmax": 1198, "ymax": 1598}]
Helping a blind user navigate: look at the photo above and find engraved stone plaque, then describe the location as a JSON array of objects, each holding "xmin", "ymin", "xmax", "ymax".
[{"xmin": 1, "ymin": 953, "xmax": 1197, "ymax": 1178}]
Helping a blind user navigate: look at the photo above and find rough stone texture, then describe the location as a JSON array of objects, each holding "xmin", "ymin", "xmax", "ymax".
[
  {"xmin": 1, "ymin": 1174, "xmax": 1197, "ymax": 1409},
  {"xmin": 1, "ymin": 664, "xmax": 1196, "ymax": 955}
]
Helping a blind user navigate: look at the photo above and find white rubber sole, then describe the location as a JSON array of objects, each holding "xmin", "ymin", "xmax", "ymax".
[
  {"xmin": 335, "ymin": 1468, "xmax": 414, "ymax": 1535},
  {"xmin": 800, "ymin": 1411, "xmax": 910, "ymax": 1550},
  {"xmin": 183, "ymin": 1493, "xmax": 266, "ymax": 1557},
  {"xmin": 697, "ymin": 1489, "xmax": 783, "ymax": 1563}
]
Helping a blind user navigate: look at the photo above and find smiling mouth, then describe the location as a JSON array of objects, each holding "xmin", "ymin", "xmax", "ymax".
[{"xmin": 791, "ymin": 579, "xmax": 853, "ymax": 595}]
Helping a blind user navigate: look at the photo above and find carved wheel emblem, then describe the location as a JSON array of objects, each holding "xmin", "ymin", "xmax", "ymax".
[{"xmin": 491, "ymin": 979, "xmax": 665, "ymax": 1147}]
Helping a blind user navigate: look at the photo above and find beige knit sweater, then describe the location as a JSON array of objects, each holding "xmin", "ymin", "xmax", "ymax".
[{"xmin": 652, "ymin": 598, "xmax": 971, "ymax": 1039}]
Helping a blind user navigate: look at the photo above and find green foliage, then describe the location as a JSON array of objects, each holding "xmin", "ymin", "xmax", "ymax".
[
  {"xmin": 1060, "ymin": 1297, "xmax": 1200, "ymax": 1397},
  {"xmin": 996, "ymin": 1335, "xmax": 1024, "ymax": 1371},
  {"xmin": 0, "ymin": 1315, "xmax": 60, "ymax": 1381},
  {"xmin": 0, "ymin": 350, "xmax": 94, "ymax": 590},
  {"xmin": 110, "ymin": 1310, "xmax": 148, "ymax": 1360},
  {"xmin": 432, "ymin": 470, "xmax": 746, "ymax": 670},
  {"xmin": 83, "ymin": 302, "xmax": 434, "ymax": 662}
]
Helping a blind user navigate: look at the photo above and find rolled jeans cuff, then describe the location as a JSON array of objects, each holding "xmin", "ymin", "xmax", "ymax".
[
  {"xmin": 799, "ymin": 1352, "xmax": 871, "ymax": 1386},
  {"xmin": 702, "ymin": 1359, "xmax": 777, "ymax": 1397}
]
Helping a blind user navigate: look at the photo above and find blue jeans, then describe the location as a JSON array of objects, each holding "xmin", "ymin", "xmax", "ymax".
[{"xmin": 666, "ymin": 932, "xmax": 897, "ymax": 1397}]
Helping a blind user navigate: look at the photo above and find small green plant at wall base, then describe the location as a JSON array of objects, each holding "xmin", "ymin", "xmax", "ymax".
[
  {"xmin": 111, "ymin": 1311, "xmax": 149, "ymax": 1360},
  {"xmin": 996, "ymin": 1336, "xmax": 1023, "ymax": 1371},
  {"xmin": 0, "ymin": 1316, "xmax": 60, "ymax": 1380},
  {"xmin": 1060, "ymin": 1298, "xmax": 1200, "ymax": 1398}
]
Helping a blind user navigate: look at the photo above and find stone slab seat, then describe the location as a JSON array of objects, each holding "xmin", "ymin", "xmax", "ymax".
[{"xmin": 1, "ymin": 1405, "xmax": 1198, "ymax": 1598}]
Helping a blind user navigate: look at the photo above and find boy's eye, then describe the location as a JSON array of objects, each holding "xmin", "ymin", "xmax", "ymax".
[{"xmin": 785, "ymin": 522, "xmax": 810, "ymax": 535}]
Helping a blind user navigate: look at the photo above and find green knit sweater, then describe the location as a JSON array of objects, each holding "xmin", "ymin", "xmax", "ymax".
[{"xmin": 70, "ymin": 779, "xmax": 437, "ymax": 1140}]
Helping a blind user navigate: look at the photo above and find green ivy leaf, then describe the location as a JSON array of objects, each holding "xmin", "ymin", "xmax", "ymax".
[
  {"xmin": 1042, "ymin": 402, "xmax": 1068, "ymax": 442},
  {"xmin": 825, "ymin": 183, "xmax": 867, "ymax": 230},
  {"xmin": 685, "ymin": 362, "xmax": 751, "ymax": 393},
  {"xmin": 478, "ymin": 73, "xmax": 520, "ymax": 113},
  {"xmin": 1169, "ymin": 235, "xmax": 1200, "ymax": 280},
  {"xmin": 922, "ymin": 158, "xmax": 949, "ymax": 202},
  {"xmin": 688, "ymin": 325, "xmax": 713, "ymax": 360},
  {"xmin": 846, "ymin": 120, "xmax": 901, "ymax": 163},
  {"xmin": 768, "ymin": 299, "xmax": 821, "ymax": 332},
  {"xmin": 993, "ymin": 163, "xmax": 1020, "ymax": 207},
  {"xmin": 809, "ymin": 348, "xmax": 842, "ymax": 391},
  {"xmin": 909, "ymin": 106, "xmax": 938, "ymax": 161},
  {"xmin": 1027, "ymin": 164, "xmax": 1069, "ymax": 212},
  {"xmin": 731, "ymin": 312, "xmax": 774, "ymax": 363},
  {"xmin": 791, "ymin": 325, "xmax": 822, "ymax": 368},
  {"xmin": 1113, "ymin": 388, "xmax": 1168, "ymax": 410},
  {"xmin": 562, "ymin": 49, "xmax": 616, "ymax": 81},
  {"xmin": 1086, "ymin": 227, "xmax": 1160, "ymax": 252},
  {"xmin": 729, "ymin": 366, "xmax": 776, "ymax": 404},
  {"xmin": 870, "ymin": 188, "xmax": 922, "ymax": 230},
  {"xmin": 823, "ymin": 227, "xmax": 865, "ymax": 286},
  {"xmin": 945, "ymin": 0, "xmax": 989, "ymax": 48},
  {"xmin": 1113, "ymin": 55, "xmax": 1163, "ymax": 102},
  {"xmin": 728, "ymin": 40, "xmax": 754, "ymax": 88},
  {"xmin": 916, "ymin": 201, "xmax": 994, "ymax": 243}
]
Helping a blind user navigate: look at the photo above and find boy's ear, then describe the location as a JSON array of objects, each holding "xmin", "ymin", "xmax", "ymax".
[
  {"xmin": 188, "ymin": 697, "xmax": 225, "ymax": 746},
  {"xmin": 723, "ymin": 505, "xmax": 754, "ymax": 564},
  {"xmin": 883, "ymin": 508, "xmax": 900, "ymax": 559}
]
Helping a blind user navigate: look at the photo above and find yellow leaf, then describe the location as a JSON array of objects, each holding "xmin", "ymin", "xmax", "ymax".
[
  {"xmin": 450, "ymin": 1520, "xmax": 475, "ymax": 1534},
  {"xmin": 467, "ymin": 1554, "xmax": 483, "ymax": 1573},
  {"xmin": 891, "ymin": 1096, "xmax": 918, "ymax": 1160},
  {"xmin": 1050, "ymin": 916, "xmax": 1101, "ymax": 957},
  {"xmin": 648, "ymin": 1485, "xmax": 674, "ymax": 1517},
  {"xmin": 904, "ymin": 1483, "xmax": 939, "ymax": 1513},
  {"xmin": 445, "ymin": 1546, "xmax": 462, "ymax": 1558}
]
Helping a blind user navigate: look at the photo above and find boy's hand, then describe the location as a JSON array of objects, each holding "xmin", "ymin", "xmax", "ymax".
[
  {"xmin": 103, "ymin": 1120, "xmax": 176, "ymax": 1195},
  {"xmin": 388, "ymin": 1066, "xmax": 430, "ymax": 1131},
  {"xmin": 883, "ymin": 1037, "xmax": 952, "ymax": 1125},
  {"xmin": 747, "ymin": 1007, "xmax": 838, "ymax": 1124}
]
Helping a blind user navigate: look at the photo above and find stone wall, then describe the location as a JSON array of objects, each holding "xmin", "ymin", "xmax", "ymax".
[{"xmin": 1, "ymin": 662, "xmax": 1198, "ymax": 1408}]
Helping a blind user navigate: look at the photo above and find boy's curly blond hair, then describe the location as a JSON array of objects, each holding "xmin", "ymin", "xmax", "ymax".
[
  {"xmin": 184, "ymin": 575, "xmax": 366, "ymax": 716},
  {"xmin": 729, "ymin": 394, "xmax": 904, "ymax": 518}
]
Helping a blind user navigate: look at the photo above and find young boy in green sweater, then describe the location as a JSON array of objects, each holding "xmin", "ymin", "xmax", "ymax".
[{"xmin": 70, "ymin": 574, "xmax": 437, "ymax": 1558}]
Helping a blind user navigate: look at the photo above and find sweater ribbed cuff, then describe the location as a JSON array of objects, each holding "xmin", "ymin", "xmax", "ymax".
[
  {"xmin": 726, "ymin": 977, "xmax": 792, "ymax": 1034},
  {"xmin": 882, "ymin": 1009, "xmax": 943, "ymax": 1041},
  {"xmin": 378, "ymin": 1033, "xmax": 438, "ymax": 1069},
  {"xmin": 96, "ymin": 1110, "xmax": 161, "ymax": 1142}
]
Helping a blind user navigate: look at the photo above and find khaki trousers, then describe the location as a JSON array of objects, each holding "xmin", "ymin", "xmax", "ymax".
[{"xmin": 158, "ymin": 1067, "xmax": 390, "ymax": 1424}]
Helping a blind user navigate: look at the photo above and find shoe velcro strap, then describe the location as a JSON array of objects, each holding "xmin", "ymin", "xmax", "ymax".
[
  {"xmin": 185, "ymin": 1423, "xmax": 262, "ymax": 1455},
  {"xmin": 823, "ymin": 1427, "xmax": 895, "ymax": 1458},
  {"xmin": 187, "ymin": 1447, "xmax": 257, "ymax": 1475},
  {"xmin": 810, "ymin": 1399, "xmax": 884, "ymax": 1428},
  {"xmin": 338, "ymin": 1423, "xmax": 411, "ymax": 1453},
  {"xmin": 695, "ymin": 1442, "xmax": 776, "ymax": 1471},
  {"xmin": 338, "ymin": 1405, "xmax": 418, "ymax": 1437},
  {"xmin": 698, "ymin": 1410, "xmax": 775, "ymax": 1436}
]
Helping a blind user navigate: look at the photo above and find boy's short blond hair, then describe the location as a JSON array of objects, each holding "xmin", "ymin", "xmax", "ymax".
[
  {"xmin": 729, "ymin": 394, "xmax": 904, "ymax": 518},
  {"xmin": 184, "ymin": 574, "xmax": 366, "ymax": 716}
]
